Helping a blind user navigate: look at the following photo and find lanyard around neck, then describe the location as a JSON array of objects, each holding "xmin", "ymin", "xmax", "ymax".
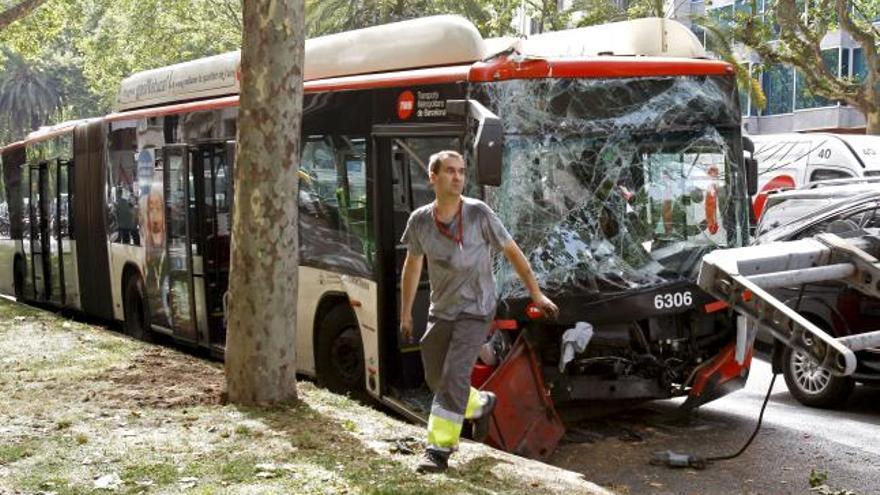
[{"xmin": 432, "ymin": 200, "xmax": 463, "ymax": 249}]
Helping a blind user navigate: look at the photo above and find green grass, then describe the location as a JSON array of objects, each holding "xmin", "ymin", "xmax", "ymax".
[
  {"xmin": 0, "ymin": 439, "xmax": 36, "ymax": 464},
  {"xmin": 121, "ymin": 461, "xmax": 179, "ymax": 486},
  {"xmin": 0, "ymin": 298, "xmax": 596, "ymax": 495}
]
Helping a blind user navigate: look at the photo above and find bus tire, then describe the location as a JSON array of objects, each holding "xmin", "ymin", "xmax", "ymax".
[
  {"xmin": 122, "ymin": 273, "xmax": 151, "ymax": 341},
  {"xmin": 315, "ymin": 305, "xmax": 365, "ymax": 399},
  {"xmin": 13, "ymin": 256, "xmax": 24, "ymax": 300}
]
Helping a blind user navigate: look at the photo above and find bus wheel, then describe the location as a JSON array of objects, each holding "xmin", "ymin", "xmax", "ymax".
[
  {"xmin": 316, "ymin": 305, "xmax": 365, "ymax": 399},
  {"xmin": 123, "ymin": 274, "xmax": 151, "ymax": 341},
  {"xmin": 13, "ymin": 257, "xmax": 24, "ymax": 300}
]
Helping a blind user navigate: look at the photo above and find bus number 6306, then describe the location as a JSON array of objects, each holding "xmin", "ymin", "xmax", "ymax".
[{"xmin": 654, "ymin": 291, "xmax": 693, "ymax": 310}]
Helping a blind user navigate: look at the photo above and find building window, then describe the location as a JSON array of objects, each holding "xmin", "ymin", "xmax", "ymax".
[
  {"xmin": 795, "ymin": 48, "xmax": 839, "ymax": 110},
  {"xmin": 762, "ymin": 64, "xmax": 793, "ymax": 115},
  {"xmin": 853, "ymin": 47, "xmax": 868, "ymax": 82}
]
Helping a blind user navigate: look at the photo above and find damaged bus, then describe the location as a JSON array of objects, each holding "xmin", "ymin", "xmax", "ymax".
[{"xmin": 0, "ymin": 16, "xmax": 755, "ymax": 457}]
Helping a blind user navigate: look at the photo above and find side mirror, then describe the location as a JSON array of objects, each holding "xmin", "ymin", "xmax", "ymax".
[
  {"xmin": 447, "ymin": 99, "xmax": 503, "ymax": 186},
  {"xmin": 745, "ymin": 157, "xmax": 758, "ymax": 196}
]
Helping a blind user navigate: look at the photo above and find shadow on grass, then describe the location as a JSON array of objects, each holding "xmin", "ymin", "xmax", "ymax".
[{"xmin": 244, "ymin": 399, "xmax": 545, "ymax": 495}]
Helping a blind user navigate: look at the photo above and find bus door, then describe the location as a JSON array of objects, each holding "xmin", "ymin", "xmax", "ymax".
[
  {"xmin": 57, "ymin": 159, "xmax": 75, "ymax": 306},
  {"xmin": 26, "ymin": 161, "xmax": 62, "ymax": 303},
  {"xmin": 190, "ymin": 141, "xmax": 235, "ymax": 350},
  {"xmin": 373, "ymin": 125, "xmax": 463, "ymax": 390},
  {"xmin": 162, "ymin": 145, "xmax": 198, "ymax": 343}
]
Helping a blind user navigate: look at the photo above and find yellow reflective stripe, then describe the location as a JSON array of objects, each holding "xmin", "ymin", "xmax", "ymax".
[
  {"xmin": 427, "ymin": 413, "xmax": 463, "ymax": 449},
  {"xmin": 464, "ymin": 387, "xmax": 481, "ymax": 419}
]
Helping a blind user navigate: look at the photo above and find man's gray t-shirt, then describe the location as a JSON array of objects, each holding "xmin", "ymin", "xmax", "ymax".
[{"xmin": 401, "ymin": 197, "xmax": 513, "ymax": 320}]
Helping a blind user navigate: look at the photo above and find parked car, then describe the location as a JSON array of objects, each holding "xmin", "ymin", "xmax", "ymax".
[
  {"xmin": 749, "ymin": 133, "xmax": 880, "ymax": 218},
  {"xmin": 754, "ymin": 180, "xmax": 880, "ymax": 408}
]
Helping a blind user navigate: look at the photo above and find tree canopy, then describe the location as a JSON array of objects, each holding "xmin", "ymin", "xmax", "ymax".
[
  {"xmin": 0, "ymin": 0, "xmax": 241, "ymax": 140},
  {"xmin": 716, "ymin": 0, "xmax": 880, "ymax": 133}
]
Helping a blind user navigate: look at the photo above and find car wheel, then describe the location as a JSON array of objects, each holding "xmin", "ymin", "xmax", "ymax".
[
  {"xmin": 782, "ymin": 344, "xmax": 854, "ymax": 408},
  {"xmin": 315, "ymin": 305, "xmax": 366, "ymax": 399},
  {"xmin": 123, "ymin": 274, "xmax": 151, "ymax": 341}
]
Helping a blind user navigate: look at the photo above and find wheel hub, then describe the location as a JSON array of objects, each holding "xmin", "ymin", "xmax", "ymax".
[{"xmin": 791, "ymin": 350, "xmax": 831, "ymax": 394}]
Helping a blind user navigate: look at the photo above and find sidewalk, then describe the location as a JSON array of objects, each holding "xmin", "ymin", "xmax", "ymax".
[{"xmin": 0, "ymin": 299, "xmax": 612, "ymax": 494}]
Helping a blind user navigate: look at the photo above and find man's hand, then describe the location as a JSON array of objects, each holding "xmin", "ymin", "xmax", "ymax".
[
  {"xmin": 400, "ymin": 314, "xmax": 414, "ymax": 343},
  {"xmin": 532, "ymin": 292, "xmax": 559, "ymax": 319}
]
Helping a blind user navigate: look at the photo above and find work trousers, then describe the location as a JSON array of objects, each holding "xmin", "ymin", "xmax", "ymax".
[{"xmin": 420, "ymin": 316, "xmax": 492, "ymax": 452}]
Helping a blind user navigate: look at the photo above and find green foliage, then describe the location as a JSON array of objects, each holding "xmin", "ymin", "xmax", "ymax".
[
  {"xmin": 810, "ymin": 468, "xmax": 829, "ymax": 488},
  {"xmin": 701, "ymin": 0, "xmax": 880, "ymax": 132},
  {"xmin": 0, "ymin": 0, "xmax": 240, "ymax": 141},
  {"xmin": 74, "ymin": 0, "xmax": 241, "ymax": 109},
  {"xmin": 304, "ymin": 0, "xmax": 521, "ymax": 38},
  {"xmin": 0, "ymin": 48, "xmax": 61, "ymax": 141}
]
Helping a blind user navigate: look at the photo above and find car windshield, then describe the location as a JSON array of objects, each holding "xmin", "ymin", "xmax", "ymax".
[{"xmin": 482, "ymin": 76, "xmax": 747, "ymax": 298}]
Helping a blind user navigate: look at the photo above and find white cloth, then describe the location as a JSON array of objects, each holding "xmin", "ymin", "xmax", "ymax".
[{"xmin": 559, "ymin": 322, "xmax": 594, "ymax": 373}]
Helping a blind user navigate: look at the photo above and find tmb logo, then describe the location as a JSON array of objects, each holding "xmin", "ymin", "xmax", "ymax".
[{"xmin": 397, "ymin": 90, "xmax": 415, "ymax": 120}]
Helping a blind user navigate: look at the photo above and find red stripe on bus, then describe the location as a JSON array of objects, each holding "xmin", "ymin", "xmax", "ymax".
[
  {"xmin": 704, "ymin": 300, "xmax": 728, "ymax": 313},
  {"xmin": 107, "ymin": 95, "xmax": 240, "ymax": 122},
  {"xmin": 704, "ymin": 290, "xmax": 754, "ymax": 314},
  {"xmin": 469, "ymin": 57, "xmax": 733, "ymax": 82},
  {"xmin": 303, "ymin": 65, "xmax": 471, "ymax": 92}
]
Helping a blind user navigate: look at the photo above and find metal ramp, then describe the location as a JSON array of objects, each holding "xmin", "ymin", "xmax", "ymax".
[{"xmin": 698, "ymin": 233, "xmax": 880, "ymax": 376}]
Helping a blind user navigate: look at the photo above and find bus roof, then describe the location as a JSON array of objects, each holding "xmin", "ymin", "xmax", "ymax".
[
  {"xmin": 117, "ymin": 15, "xmax": 484, "ymax": 111},
  {"xmin": 513, "ymin": 17, "xmax": 706, "ymax": 59},
  {"xmin": 116, "ymin": 16, "xmax": 718, "ymax": 112}
]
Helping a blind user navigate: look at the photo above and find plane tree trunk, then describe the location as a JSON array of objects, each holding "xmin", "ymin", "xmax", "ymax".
[{"xmin": 225, "ymin": 0, "xmax": 305, "ymax": 405}]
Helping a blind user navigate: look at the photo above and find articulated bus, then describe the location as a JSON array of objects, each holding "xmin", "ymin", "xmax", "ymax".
[{"xmin": 0, "ymin": 16, "xmax": 755, "ymax": 429}]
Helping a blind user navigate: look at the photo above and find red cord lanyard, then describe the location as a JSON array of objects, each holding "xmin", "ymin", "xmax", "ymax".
[{"xmin": 433, "ymin": 200, "xmax": 463, "ymax": 250}]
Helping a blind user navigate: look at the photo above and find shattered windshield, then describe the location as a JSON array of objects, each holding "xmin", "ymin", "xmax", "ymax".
[{"xmin": 483, "ymin": 76, "xmax": 746, "ymax": 298}]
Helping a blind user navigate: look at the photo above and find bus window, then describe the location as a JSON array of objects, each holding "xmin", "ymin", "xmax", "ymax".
[
  {"xmin": 108, "ymin": 121, "xmax": 139, "ymax": 245},
  {"xmin": 391, "ymin": 137, "xmax": 462, "ymax": 212},
  {"xmin": 299, "ymin": 135, "xmax": 372, "ymax": 277}
]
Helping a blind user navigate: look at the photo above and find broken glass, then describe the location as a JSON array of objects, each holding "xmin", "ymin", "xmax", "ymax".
[{"xmin": 482, "ymin": 76, "xmax": 746, "ymax": 299}]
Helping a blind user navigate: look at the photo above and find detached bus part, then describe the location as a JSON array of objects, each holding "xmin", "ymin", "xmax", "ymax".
[{"xmin": 698, "ymin": 233, "xmax": 880, "ymax": 377}]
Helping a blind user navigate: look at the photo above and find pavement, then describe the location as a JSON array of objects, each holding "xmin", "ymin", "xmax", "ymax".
[{"xmin": 549, "ymin": 360, "xmax": 880, "ymax": 495}]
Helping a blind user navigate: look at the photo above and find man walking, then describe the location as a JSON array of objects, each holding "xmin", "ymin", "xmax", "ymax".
[{"xmin": 400, "ymin": 150, "xmax": 558, "ymax": 473}]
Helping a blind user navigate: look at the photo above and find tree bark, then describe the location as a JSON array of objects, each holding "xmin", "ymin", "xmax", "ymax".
[
  {"xmin": 867, "ymin": 110, "xmax": 880, "ymax": 136},
  {"xmin": 0, "ymin": 0, "xmax": 48, "ymax": 31},
  {"xmin": 225, "ymin": 0, "xmax": 304, "ymax": 405}
]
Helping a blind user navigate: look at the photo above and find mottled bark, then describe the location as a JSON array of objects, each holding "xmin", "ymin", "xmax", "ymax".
[
  {"xmin": 867, "ymin": 110, "xmax": 880, "ymax": 136},
  {"xmin": 0, "ymin": 0, "xmax": 48, "ymax": 31},
  {"xmin": 225, "ymin": 0, "xmax": 304, "ymax": 405}
]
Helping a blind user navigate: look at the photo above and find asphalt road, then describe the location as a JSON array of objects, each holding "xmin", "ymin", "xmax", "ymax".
[{"xmin": 550, "ymin": 360, "xmax": 880, "ymax": 495}]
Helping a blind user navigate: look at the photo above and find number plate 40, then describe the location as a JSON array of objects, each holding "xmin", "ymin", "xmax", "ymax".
[{"xmin": 654, "ymin": 291, "xmax": 693, "ymax": 310}]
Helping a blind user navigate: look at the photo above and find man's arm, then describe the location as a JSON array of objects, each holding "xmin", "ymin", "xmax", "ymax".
[
  {"xmin": 399, "ymin": 251, "xmax": 424, "ymax": 342},
  {"xmin": 502, "ymin": 240, "xmax": 559, "ymax": 318}
]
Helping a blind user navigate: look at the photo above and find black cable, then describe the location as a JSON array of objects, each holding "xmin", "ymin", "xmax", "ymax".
[
  {"xmin": 706, "ymin": 372, "xmax": 777, "ymax": 462},
  {"xmin": 652, "ymin": 371, "xmax": 779, "ymax": 469}
]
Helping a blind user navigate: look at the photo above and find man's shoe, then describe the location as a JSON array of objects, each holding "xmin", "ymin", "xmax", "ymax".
[
  {"xmin": 472, "ymin": 391, "xmax": 497, "ymax": 443},
  {"xmin": 416, "ymin": 448, "xmax": 449, "ymax": 474}
]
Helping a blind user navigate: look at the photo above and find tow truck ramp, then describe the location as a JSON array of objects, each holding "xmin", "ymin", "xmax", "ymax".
[{"xmin": 698, "ymin": 233, "xmax": 880, "ymax": 376}]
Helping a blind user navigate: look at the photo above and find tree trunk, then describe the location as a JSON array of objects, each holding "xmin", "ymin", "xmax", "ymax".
[
  {"xmin": 0, "ymin": 0, "xmax": 48, "ymax": 31},
  {"xmin": 866, "ymin": 110, "xmax": 880, "ymax": 136},
  {"xmin": 225, "ymin": 0, "xmax": 304, "ymax": 405}
]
